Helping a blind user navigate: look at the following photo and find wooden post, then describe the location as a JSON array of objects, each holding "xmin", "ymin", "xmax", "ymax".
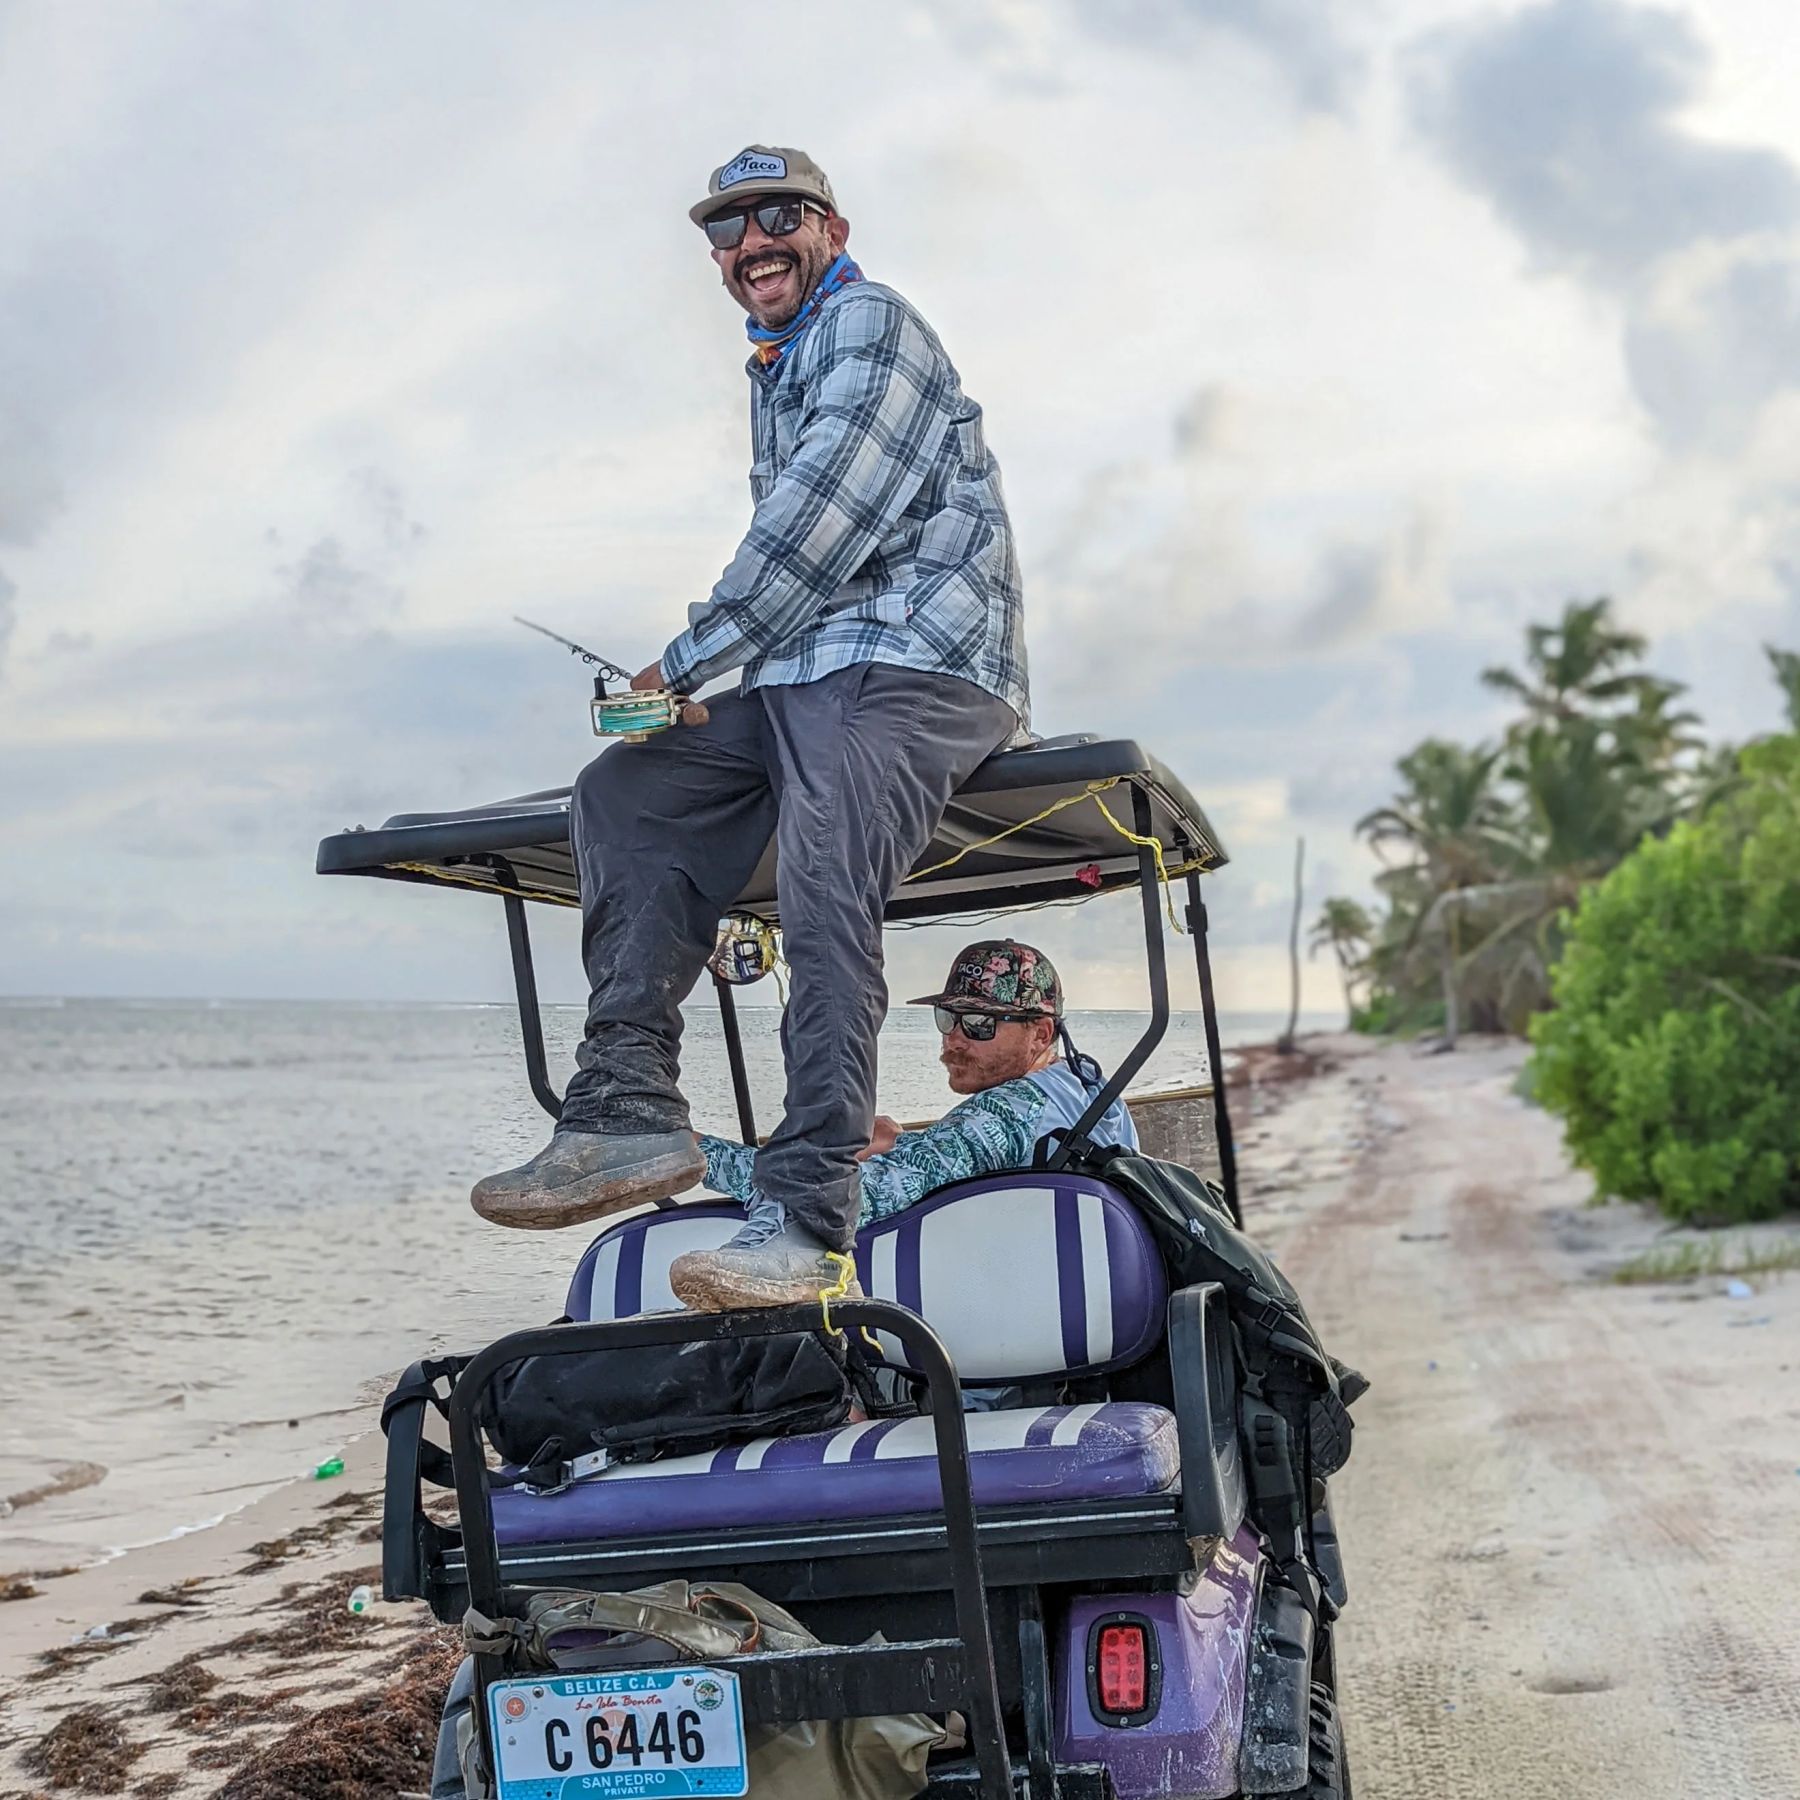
[{"xmin": 1276, "ymin": 836, "xmax": 1305, "ymax": 1055}]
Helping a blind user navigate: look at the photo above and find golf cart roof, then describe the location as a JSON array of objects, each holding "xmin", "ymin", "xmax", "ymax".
[{"xmin": 314, "ymin": 734, "xmax": 1226, "ymax": 923}]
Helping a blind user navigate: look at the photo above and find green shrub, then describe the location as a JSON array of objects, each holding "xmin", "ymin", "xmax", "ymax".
[{"xmin": 1528, "ymin": 734, "xmax": 1800, "ymax": 1222}]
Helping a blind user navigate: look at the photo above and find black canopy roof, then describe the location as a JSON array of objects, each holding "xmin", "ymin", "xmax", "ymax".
[{"xmin": 314, "ymin": 734, "xmax": 1226, "ymax": 923}]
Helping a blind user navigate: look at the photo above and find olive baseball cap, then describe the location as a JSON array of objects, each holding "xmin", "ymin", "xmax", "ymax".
[
  {"xmin": 689, "ymin": 145, "xmax": 837, "ymax": 227},
  {"xmin": 908, "ymin": 940, "xmax": 1065, "ymax": 1019}
]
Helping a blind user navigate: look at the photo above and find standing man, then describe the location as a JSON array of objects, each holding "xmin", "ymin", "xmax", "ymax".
[{"xmin": 473, "ymin": 146, "xmax": 1029, "ymax": 1313}]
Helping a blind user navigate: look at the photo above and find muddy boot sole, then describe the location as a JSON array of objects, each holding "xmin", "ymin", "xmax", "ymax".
[
  {"xmin": 472, "ymin": 1141, "xmax": 705, "ymax": 1231},
  {"xmin": 669, "ymin": 1252, "xmax": 864, "ymax": 1314}
]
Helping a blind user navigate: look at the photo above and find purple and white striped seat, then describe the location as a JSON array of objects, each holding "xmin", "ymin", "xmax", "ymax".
[
  {"xmin": 491, "ymin": 1401, "xmax": 1179, "ymax": 1543},
  {"xmin": 854, "ymin": 1173, "xmax": 1167, "ymax": 1383},
  {"xmin": 503, "ymin": 1174, "xmax": 1177, "ymax": 1543},
  {"xmin": 566, "ymin": 1201, "xmax": 749, "ymax": 1321}
]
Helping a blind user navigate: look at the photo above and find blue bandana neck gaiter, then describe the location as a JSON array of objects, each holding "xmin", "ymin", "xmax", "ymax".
[{"xmin": 746, "ymin": 253, "xmax": 865, "ymax": 367}]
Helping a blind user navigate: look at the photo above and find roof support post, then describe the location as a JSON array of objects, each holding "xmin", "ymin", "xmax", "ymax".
[
  {"xmin": 1048, "ymin": 780, "xmax": 1171, "ymax": 1166},
  {"xmin": 713, "ymin": 972, "xmax": 758, "ymax": 1144},
  {"xmin": 1185, "ymin": 867, "xmax": 1242, "ymax": 1225},
  {"xmin": 492, "ymin": 858, "xmax": 563, "ymax": 1122}
]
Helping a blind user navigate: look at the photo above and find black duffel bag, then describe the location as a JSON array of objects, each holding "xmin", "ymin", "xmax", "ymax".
[{"xmin": 480, "ymin": 1330, "xmax": 858, "ymax": 1492}]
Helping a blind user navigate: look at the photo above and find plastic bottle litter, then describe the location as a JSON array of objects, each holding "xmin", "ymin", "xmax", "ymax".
[
  {"xmin": 347, "ymin": 1584, "xmax": 374, "ymax": 1615},
  {"xmin": 1723, "ymin": 1278, "xmax": 1754, "ymax": 1300},
  {"xmin": 312, "ymin": 1456, "xmax": 345, "ymax": 1480}
]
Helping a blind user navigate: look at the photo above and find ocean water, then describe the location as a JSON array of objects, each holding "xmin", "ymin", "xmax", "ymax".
[{"xmin": 0, "ymin": 998, "xmax": 1304, "ymax": 1567}]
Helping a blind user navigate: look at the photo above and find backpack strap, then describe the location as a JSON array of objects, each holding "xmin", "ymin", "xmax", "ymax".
[
  {"xmin": 1037, "ymin": 1131, "xmax": 1130, "ymax": 1172},
  {"xmin": 380, "ymin": 1355, "xmax": 467, "ymax": 1490},
  {"xmin": 1243, "ymin": 1395, "xmax": 1330, "ymax": 1625}
]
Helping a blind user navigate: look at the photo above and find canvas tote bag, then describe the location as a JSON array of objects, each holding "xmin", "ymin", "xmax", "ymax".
[{"xmin": 459, "ymin": 1579, "xmax": 957, "ymax": 1800}]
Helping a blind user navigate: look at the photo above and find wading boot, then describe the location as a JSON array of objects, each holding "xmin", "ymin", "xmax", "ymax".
[
  {"xmin": 669, "ymin": 1196, "xmax": 862, "ymax": 1312},
  {"xmin": 471, "ymin": 1128, "xmax": 704, "ymax": 1230}
]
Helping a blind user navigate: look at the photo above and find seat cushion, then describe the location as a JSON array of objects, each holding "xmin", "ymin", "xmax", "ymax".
[
  {"xmin": 855, "ymin": 1174, "xmax": 1168, "ymax": 1382},
  {"xmin": 566, "ymin": 1202, "xmax": 746, "ymax": 1320},
  {"xmin": 491, "ymin": 1401, "xmax": 1179, "ymax": 1546}
]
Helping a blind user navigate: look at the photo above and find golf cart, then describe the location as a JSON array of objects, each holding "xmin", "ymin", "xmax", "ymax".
[{"xmin": 316, "ymin": 734, "xmax": 1356, "ymax": 1799}]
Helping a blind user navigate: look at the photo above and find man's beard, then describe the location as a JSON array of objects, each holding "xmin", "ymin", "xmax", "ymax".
[{"xmin": 734, "ymin": 235, "xmax": 836, "ymax": 329}]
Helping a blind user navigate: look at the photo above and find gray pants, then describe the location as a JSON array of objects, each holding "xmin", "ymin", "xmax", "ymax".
[{"xmin": 562, "ymin": 663, "xmax": 1016, "ymax": 1250}]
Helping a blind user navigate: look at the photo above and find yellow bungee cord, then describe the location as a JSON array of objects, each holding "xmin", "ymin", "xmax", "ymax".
[
  {"xmin": 903, "ymin": 777, "xmax": 1199, "ymax": 934},
  {"xmin": 817, "ymin": 1252, "xmax": 858, "ymax": 1338}
]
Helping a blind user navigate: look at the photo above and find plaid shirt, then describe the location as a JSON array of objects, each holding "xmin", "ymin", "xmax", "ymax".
[{"xmin": 660, "ymin": 282, "xmax": 1029, "ymax": 726}]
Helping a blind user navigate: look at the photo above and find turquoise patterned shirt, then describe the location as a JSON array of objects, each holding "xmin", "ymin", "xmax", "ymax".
[{"xmin": 699, "ymin": 1061, "xmax": 1138, "ymax": 1227}]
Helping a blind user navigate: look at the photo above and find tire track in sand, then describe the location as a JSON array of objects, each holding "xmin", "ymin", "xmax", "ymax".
[{"xmin": 1265, "ymin": 1038, "xmax": 1800, "ymax": 1800}]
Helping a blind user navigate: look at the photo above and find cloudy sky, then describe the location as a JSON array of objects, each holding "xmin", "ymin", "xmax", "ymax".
[{"xmin": 3, "ymin": 0, "xmax": 1797, "ymax": 1012}]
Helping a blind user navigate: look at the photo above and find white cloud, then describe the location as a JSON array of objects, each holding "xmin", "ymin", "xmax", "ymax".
[{"xmin": 0, "ymin": 0, "xmax": 1795, "ymax": 1003}]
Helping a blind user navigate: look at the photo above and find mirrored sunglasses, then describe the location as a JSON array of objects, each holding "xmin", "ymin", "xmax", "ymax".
[
  {"xmin": 703, "ymin": 198, "xmax": 817, "ymax": 250},
  {"xmin": 934, "ymin": 1006, "xmax": 1037, "ymax": 1041}
]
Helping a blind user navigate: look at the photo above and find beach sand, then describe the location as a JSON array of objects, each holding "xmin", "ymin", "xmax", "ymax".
[{"xmin": 5, "ymin": 1035, "xmax": 1798, "ymax": 1796}]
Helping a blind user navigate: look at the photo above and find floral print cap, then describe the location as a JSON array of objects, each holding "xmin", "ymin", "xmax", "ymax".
[{"xmin": 907, "ymin": 938, "xmax": 1064, "ymax": 1019}]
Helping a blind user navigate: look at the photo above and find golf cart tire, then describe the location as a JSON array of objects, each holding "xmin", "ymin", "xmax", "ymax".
[
  {"xmin": 1295, "ymin": 1682, "xmax": 1350, "ymax": 1800},
  {"xmin": 430, "ymin": 1658, "xmax": 477, "ymax": 1799}
]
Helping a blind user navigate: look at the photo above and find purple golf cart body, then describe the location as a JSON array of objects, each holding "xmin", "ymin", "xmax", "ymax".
[{"xmin": 317, "ymin": 734, "xmax": 1353, "ymax": 1798}]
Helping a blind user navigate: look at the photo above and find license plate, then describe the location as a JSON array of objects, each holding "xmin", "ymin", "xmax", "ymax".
[{"xmin": 485, "ymin": 1667, "xmax": 748, "ymax": 1798}]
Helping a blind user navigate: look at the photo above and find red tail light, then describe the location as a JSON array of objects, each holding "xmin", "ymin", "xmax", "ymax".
[{"xmin": 1096, "ymin": 1623, "xmax": 1149, "ymax": 1714}]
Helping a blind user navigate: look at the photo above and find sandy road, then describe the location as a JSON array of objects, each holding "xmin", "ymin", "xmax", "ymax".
[{"xmin": 1250, "ymin": 1037, "xmax": 1800, "ymax": 1800}]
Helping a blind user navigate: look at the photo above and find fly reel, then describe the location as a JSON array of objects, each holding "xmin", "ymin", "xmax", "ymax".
[
  {"xmin": 591, "ymin": 688, "xmax": 686, "ymax": 741},
  {"xmin": 708, "ymin": 913, "xmax": 779, "ymax": 985}
]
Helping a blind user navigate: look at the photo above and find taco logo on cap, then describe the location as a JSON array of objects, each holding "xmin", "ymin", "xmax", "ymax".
[{"xmin": 719, "ymin": 151, "xmax": 787, "ymax": 189}]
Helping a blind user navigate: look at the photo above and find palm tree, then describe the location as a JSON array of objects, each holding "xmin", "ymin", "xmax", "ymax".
[
  {"xmin": 1355, "ymin": 740, "xmax": 1511, "ymax": 889},
  {"xmin": 1769, "ymin": 644, "xmax": 1800, "ymax": 731},
  {"xmin": 1309, "ymin": 897, "xmax": 1375, "ymax": 1027},
  {"xmin": 1480, "ymin": 597, "xmax": 1661, "ymax": 724},
  {"xmin": 1416, "ymin": 717, "xmax": 1673, "ymax": 1031},
  {"xmin": 1504, "ymin": 717, "xmax": 1669, "ymax": 879},
  {"xmin": 1356, "ymin": 739, "xmax": 1512, "ymax": 1048},
  {"xmin": 1612, "ymin": 676, "xmax": 1704, "ymax": 776}
]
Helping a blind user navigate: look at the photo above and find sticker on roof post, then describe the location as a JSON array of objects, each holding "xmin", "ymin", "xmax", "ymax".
[{"xmin": 718, "ymin": 152, "xmax": 786, "ymax": 189}]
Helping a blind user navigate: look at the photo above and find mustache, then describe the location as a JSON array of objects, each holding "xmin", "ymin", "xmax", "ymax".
[{"xmin": 733, "ymin": 245, "xmax": 798, "ymax": 282}]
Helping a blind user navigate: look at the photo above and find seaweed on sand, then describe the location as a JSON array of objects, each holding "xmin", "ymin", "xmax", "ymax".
[
  {"xmin": 26, "ymin": 1610, "xmax": 181, "ymax": 1686},
  {"xmin": 20, "ymin": 1704, "xmax": 147, "ymax": 1793},
  {"xmin": 137, "ymin": 1657, "xmax": 221, "ymax": 1713},
  {"xmin": 212, "ymin": 1632, "xmax": 461, "ymax": 1800},
  {"xmin": 236, "ymin": 1493, "xmax": 379, "ymax": 1577},
  {"xmin": 137, "ymin": 1577, "xmax": 210, "ymax": 1609},
  {"xmin": 1, "ymin": 1565, "xmax": 81, "ymax": 1604},
  {"xmin": 213, "ymin": 1565, "xmax": 385, "ymax": 1661}
]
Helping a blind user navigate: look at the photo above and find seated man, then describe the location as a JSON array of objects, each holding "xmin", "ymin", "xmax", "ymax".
[{"xmin": 699, "ymin": 940, "xmax": 1138, "ymax": 1228}]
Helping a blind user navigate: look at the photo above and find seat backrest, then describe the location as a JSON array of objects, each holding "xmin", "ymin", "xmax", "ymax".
[
  {"xmin": 565, "ymin": 1176, "xmax": 1168, "ymax": 1387},
  {"xmin": 855, "ymin": 1173, "xmax": 1166, "ymax": 1385},
  {"xmin": 565, "ymin": 1202, "xmax": 748, "ymax": 1321}
]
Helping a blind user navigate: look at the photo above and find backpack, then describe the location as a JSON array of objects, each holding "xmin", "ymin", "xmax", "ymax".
[
  {"xmin": 381, "ymin": 1331, "xmax": 862, "ymax": 1499},
  {"xmin": 482, "ymin": 1331, "xmax": 858, "ymax": 1490},
  {"xmin": 1057, "ymin": 1144, "xmax": 1369, "ymax": 1619}
]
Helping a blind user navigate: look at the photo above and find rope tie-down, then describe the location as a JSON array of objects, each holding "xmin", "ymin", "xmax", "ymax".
[{"xmin": 904, "ymin": 777, "xmax": 1199, "ymax": 933}]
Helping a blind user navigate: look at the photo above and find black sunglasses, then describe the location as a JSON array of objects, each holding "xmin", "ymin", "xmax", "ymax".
[
  {"xmin": 933, "ymin": 1006, "xmax": 1038, "ymax": 1041},
  {"xmin": 703, "ymin": 198, "xmax": 821, "ymax": 251}
]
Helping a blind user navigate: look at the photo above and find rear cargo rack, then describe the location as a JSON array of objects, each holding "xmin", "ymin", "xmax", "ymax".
[{"xmin": 450, "ymin": 1298, "xmax": 1018, "ymax": 1800}]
